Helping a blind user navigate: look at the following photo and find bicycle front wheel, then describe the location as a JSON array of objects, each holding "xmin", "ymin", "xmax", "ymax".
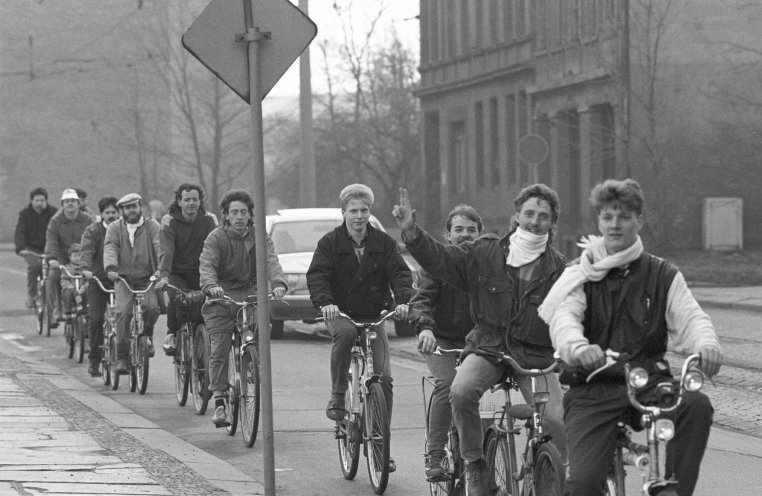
[
  {"xmin": 485, "ymin": 429, "xmax": 514, "ymax": 496},
  {"xmin": 225, "ymin": 343, "xmax": 240, "ymax": 435},
  {"xmin": 338, "ymin": 372, "xmax": 360, "ymax": 480},
  {"xmin": 34, "ymin": 282, "xmax": 46, "ymax": 335},
  {"xmin": 65, "ymin": 321, "xmax": 75, "ymax": 359},
  {"xmin": 423, "ymin": 377, "xmax": 456, "ymax": 496},
  {"xmin": 239, "ymin": 345, "xmax": 260, "ymax": 447},
  {"xmin": 75, "ymin": 314, "xmax": 86, "ymax": 364},
  {"xmin": 174, "ymin": 329, "xmax": 190, "ymax": 406},
  {"xmin": 364, "ymin": 381, "xmax": 390, "ymax": 495},
  {"xmin": 531, "ymin": 442, "xmax": 565, "ymax": 496},
  {"xmin": 135, "ymin": 334, "xmax": 150, "ymax": 395},
  {"xmin": 191, "ymin": 324, "xmax": 211, "ymax": 415},
  {"xmin": 108, "ymin": 334, "xmax": 119, "ymax": 390}
]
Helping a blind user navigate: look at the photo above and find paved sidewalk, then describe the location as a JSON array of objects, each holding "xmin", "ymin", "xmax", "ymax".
[
  {"xmin": 0, "ymin": 352, "xmax": 262, "ymax": 496},
  {"xmin": 690, "ymin": 284, "xmax": 762, "ymax": 313}
]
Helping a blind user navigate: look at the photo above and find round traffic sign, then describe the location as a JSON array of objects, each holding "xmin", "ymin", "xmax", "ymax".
[{"xmin": 518, "ymin": 134, "xmax": 549, "ymax": 164}]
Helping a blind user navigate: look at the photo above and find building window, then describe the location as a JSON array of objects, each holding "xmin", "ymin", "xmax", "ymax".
[
  {"xmin": 447, "ymin": 0, "xmax": 457, "ymax": 59},
  {"xmin": 516, "ymin": 0, "xmax": 528, "ymax": 38},
  {"xmin": 490, "ymin": 97, "xmax": 500, "ymax": 186},
  {"xmin": 474, "ymin": 0, "xmax": 483, "ymax": 50},
  {"xmin": 590, "ymin": 103, "xmax": 616, "ymax": 180},
  {"xmin": 429, "ymin": 0, "xmax": 439, "ymax": 63},
  {"xmin": 506, "ymin": 94, "xmax": 517, "ymax": 184},
  {"xmin": 517, "ymin": 91, "xmax": 529, "ymax": 185},
  {"xmin": 450, "ymin": 121, "xmax": 468, "ymax": 193},
  {"xmin": 475, "ymin": 101, "xmax": 485, "ymax": 189},
  {"xmin": 424, "ymin": 112, "xmax": 441, "ymax": 228},
  {"xmin": 489, "ymin": 0, "xmax": 499, "ymax": 46},
  {"xmin": 460, "ymin": 0, "xmax": 469, "ymax": 55}
]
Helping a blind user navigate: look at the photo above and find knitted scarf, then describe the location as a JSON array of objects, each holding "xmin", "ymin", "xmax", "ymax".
[{"xmin": 506, "ymin": 227, "xmax": 548, "ymax": 268}]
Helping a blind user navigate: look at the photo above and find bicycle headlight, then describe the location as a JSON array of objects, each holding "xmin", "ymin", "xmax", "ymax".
[
  {"xmin": 683, "ymin": 369, "xmax": 704, "ymax": 392},
  {"xmin": 628, "ymin": 367, "xmax": 649, "ymax": 389},
  {"xmin": 243, "ymin": 329, "xmax": 256, "ymax": 343},
  {"xmin": 654, "ymin": 418, "xmax": 675, "ymax": 442}
]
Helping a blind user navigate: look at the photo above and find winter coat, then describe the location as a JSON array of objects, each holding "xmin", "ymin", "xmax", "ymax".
[
  {"xmin": 103, "ymin": 217, "xmax": 161, "ymax": 284},
  {"xmin": 14, "ymin": 204, "xmax": 57, "ymax": 254},
  {"xmin": 44, "ymin": 210, "xmax": 94, "ymax": 264},
  {"xmin": 80, "ymin": 221, "xmax": 112, "ymax": 286},
  {"xmin": 410, "ymin": 270, "xmax": 474, "ymax": 344}
]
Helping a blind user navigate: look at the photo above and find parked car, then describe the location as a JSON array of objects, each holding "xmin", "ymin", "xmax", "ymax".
[{"xmin": 266, "ymin": 208, "xmax": 417, "ymax": 338}]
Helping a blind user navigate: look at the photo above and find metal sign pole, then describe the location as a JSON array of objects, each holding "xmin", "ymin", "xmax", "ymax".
[{"xmin": 243, "ymin": 3, "xmax": 275, "ymax": 494}]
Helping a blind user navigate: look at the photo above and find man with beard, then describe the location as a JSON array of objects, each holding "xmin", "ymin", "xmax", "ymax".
[
  {"xmin": 15, "ymin": 187, "xmax": 57, "ymax": 309},
  {"xmin": 156, "ymin": 183, "xmax": 217, "ymax": 355},
  {"xmin": 45, "ymin": 189, "xmax": 94, "ymax": 328},
  {"xmin": 411, "ymin": 204, "xmax": 483, "ymax": 481},
  {"xmin": 393, "ymin": 184, "xmax": 567, "ymax": 496},
  {"xmin": 199, "ymin": 189, "xmax": 287, "ymax": 426},
  {"xmin": 81, "ymin": 197, "xmax": 120, "ymax": 376},
  {"xmin": 104, "ymin": 193, "xmax": 161, "ymax": 374}
]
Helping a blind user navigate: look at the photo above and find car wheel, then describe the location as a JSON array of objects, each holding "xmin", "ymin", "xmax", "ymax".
[{"xmin": 394, "ymin": 319, "xmax": 415, "ymax": 338}]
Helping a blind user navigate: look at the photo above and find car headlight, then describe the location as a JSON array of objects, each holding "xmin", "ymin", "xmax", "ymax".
[
  {"xmin": 683, "ymin": 370, "xmax": 704, "ymax": 392},
  {"xmin": 628, "ymin": 367, "xmax": 649, "ymax": 389},
  {"xmin": 654, "ymin": 418, "xmax": 675, "ymax": 442}
]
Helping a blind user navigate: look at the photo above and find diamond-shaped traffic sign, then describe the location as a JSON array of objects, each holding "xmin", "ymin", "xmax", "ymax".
[{"xmin": 182, "ymin": 0, "xmax": 317, "ymax": 103}]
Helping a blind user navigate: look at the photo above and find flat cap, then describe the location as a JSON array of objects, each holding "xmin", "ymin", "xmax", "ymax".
[{"xmin": 117, "ymin": 193, "xmax": 142, "ymax": 207}]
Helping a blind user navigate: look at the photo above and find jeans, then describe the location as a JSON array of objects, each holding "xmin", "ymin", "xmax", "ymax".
[
  {"xmin": 24, "ymin": 254, "xmax": 42, "ymax": 301},
  {"xmin": 165, "ymin": 271, "xmax": 200, "ymax": 334},
  {"xmin": 424, "ymin": 337, "xmax": 462, "ymax": 455},
  {"xmin": 563, "ymin": 382, "xmax": 713, "ymax": 496},
  {"xmin": 115, "ymin": 279, "xmax": 159, "ymax": 359},
  {"xmin": 87, "ymin": 282, "xmax": 109, "ymax": 365},
  {"xmin": 327, "ymin": 317, "xmax": 393, "ymax": 423},
  {"xmin": 450, "ymin": 353, "xmax": 566, "ymax": 463}
]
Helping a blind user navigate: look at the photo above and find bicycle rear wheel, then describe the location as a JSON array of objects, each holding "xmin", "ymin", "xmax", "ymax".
[
  {"xmin": 135, "ymin": 334, "xmax": 150, "ymax": 395},
  {"xmin": 65, "ymin": 321, "xmax": 75, "ymax": 359},
  {"xmin": 423, "ymin": 377, "xmax": 457, "ymax": 496},
  {"xmin": 225, "ymin": 343, "xmax": 240, "ymax": 435},
  {"xmin": 485, "ymin": 429, "xmax": 514, "ymax": 496},
  {"xmin": 338, "ymin": 372, "xmax": 360, "ymax": 480},
  {"xmin": 75, "ymin": 315, "xmax": 86, "ymax": 364},
  {"xmin": 531, "ymin": 442, "xmax": 565, "ymax": 496},
  {"xmin": 364, "ymin": 382, "xmax": 390, "ymax": 495},
  {"xmin": 191, "ymin": 324, "xmax": 211, "ymax": 415},
  {"xmin": 239, "ymin": 345, "xmax": 260, "ymax": 447},
  {"xmin": 174, "ymin": 329, "xmax": 190, "ymax": 406}
]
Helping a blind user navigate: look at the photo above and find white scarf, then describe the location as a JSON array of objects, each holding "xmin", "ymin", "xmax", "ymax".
[
  {"xmin": 126, "ymin": 216, "xmax": 145, "ymax": 248},
  {"xmin": 506, "ymin": 227, "xmax": 548, "ymax": 268},
  {"xmin": 537, "ymin": 235, "xmax": 644, "ymax": 324}
]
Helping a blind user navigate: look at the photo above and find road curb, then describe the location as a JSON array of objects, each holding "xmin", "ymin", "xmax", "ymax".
[{"xmin": 696, "ymin": 300, "xmax": 762, "ymax": 313}]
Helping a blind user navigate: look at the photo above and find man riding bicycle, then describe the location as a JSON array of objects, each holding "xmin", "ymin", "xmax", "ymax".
[
  {"xmin": 199, "ymin": 189, "xmax": 287, "ymax": 427},
  {"xmin": 15, "ymin": 187, "xmax": 57, "ymax": 309},
  {"xmin": 394, "ymin": 184, "xmax": 567, "ymax": 496},
  {"xmin": 540, "ymin": 178, "xmax": 722, "ymax": 496},
  {"xmin": 81, "ymin": 196, "xmax": 120, "ymax": 376},
  {"xmin": 45, "ymin": 188, "xmax": 94, "ymax": 328},
  {"xmin": 156, "ymin": 183, "xmax": 217, "ymax": 355},
  {"xmin": 104, "ymin": 193, "xmax": 161, "ymax": 374}
]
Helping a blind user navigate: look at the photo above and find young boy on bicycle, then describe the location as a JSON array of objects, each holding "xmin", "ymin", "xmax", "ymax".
[
  {"xmin": 60, "ymin": 243, "xmax": 86, "ymax": 317},
  {"xmin": 199, "ymin": 189, "xmax": 287, "ymax": 427}
]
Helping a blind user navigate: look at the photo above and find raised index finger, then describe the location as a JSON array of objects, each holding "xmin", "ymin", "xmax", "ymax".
[{"xmin": 398, "ymin": 187, "xmax": 410, "ymax": 209}]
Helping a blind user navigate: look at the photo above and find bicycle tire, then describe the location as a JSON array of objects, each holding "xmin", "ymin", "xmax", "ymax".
[
  {"xmin": 365, "ymin": 381, "xmax": 390, "ymax": 495},
  {"xmin": 191, "ymin": 324, "xmax": 211, "ymax": 415},
  {"xmin": 225, "ymin": 344, "xmax": 240, "ymax": 435},
  {"xmin": 35, "ymin": 281, "xmax": 46, "ymax": 335},
  {"xmin": 338, "ymin": 371, "xmax": 360, "ymax": 480},
  {"xmin": 135, "ymin": 335, "xmax": 150, "ymax": 395},
  {"xmin": 108, "ymin": 334, "xmax": 119, "ymax": 390},
  {"xmin": 485, "ymin": 429, "xmax": 514, "ymax": 496},
  {"xmin": 65, "ymin": 321, "xmax": 75, "ymax": 359},
  {"xmin": 424, "ymin": 378, "xmax": 456, "ymax": 496},
  {"xmin": 531, "ymin": 442, "xmax": 565, "ymax": 496},
  {"xmin": 101, "ymin": 323, "xmax": 111, "ymax": 386},
  {"xmin": 174, "ymin": 329, "xmax": 190, "ymax": 406},
  {"xmin": 239, "ymin": 345, "xmax": 260, "ymax": 447},
  {"xmin": 75, "ymin": 314, "xmax": 86, "ymax": 364}
]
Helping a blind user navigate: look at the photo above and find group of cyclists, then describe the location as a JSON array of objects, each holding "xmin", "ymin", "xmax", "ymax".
[{"xmin": 15, "ymin": 178, "xmax": 723, "ymax": 495}]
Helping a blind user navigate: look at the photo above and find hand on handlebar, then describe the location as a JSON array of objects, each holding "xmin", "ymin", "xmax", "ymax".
[
  {"xmin": 394, "ymin": 303, "xmax": 409, "ymax": 321},
  {"xmin": 207, "ymin": 286, "xmax": 224, "ymax": 299},
  {"xmin": 321, "ymin": 304, "xmax": 340, "ymax": 322},
  {"xmin": 49, "ymin": 260, "xmax": 60, "ymax": 269},
  {"xmin": 698, "ymin": 345, "xmax": 722, "ymax": 378},
  {"xmin": 19, "ymin": 249, "xmax": 30, "ymax": 257},
  {"xmin": 154, "ymin": 276, "xmax": 168, "ymax": 291},
  {"xmin": 82, "ymin": 270, "xmax": 93, "ymax": 279},
  {"xmin": 417, "ymin": 329, "xmax": 436, "ymax": 355},
  {"xmin": 107, "ymin": 271, "xmax": 119, "ymax": 282},
  {"xmin": 573, "ymin": 343, "xmax": 606, "ymax": 370},
  {"xmin": 272, "ymin": 286, "xmax": 286, "ymax": 300}
]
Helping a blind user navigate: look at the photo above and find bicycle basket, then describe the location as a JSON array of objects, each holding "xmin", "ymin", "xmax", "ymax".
[{"xmin": 175, "ymin": 290, "xmax": 206, "ymax": 324}]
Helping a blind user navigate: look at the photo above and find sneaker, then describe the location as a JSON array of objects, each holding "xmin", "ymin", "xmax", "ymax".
[
  {"xmin": 326, "ymin": 393, "xmax": 346, "ymax": 421},
  {"xmin": 163, "ymin": 333, "xmax": 177, "ymax": 356},
  {"xmin": 425, "ymin": 452, "xmax": 446, "ymax": 481},
  {"xmin": 115, "ymin": 358, "xmax": 128, "ymax": 374},
  {"xmin": 87, "ymin": 363, "xmax": 100, "ymax": 377},
  {"xmin": 147, "ymin": 338, "xmax": 155, "ymax": 358},
  {"xmin": 54, "ymin": 308, "xmax": 63, "ymax": 322},
  {"xmin": 465, "ymin": 458, "xmax": 489, "ymax": 496},
  {"xmin": 388, "ymin": 457, "xmax": 396, "ymax": 473},
  {"xmin": 211, "ymin": 405, "xmax": 228, "ymax": 426}
]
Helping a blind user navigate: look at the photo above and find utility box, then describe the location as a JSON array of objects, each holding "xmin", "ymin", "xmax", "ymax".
[{"xmin": 702, "ymin": 198, "xmax": 743, "ymax": 252}]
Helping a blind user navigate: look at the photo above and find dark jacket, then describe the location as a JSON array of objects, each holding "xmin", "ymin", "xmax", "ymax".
[
  {"xmin": 45, "ymin": 210, "xmax": 94, "ymax": 264},
  {"xmin": 80, "ymin": 221, "xmax": 113, "ymax": 287},
  {"xmin": 159, "ymin": 208, "xmax": 218, "ymax": 278},
  {"xmin": 404, "ymin": 225, "xmax": 566, "ymax": 368},
  {"xmin": 410, "ymin": 269, "xmax": 473, "ymax": 344},
  {"xmin": 307, "ymin": 223, "xmax": 414, "ymax": 320},
  {"xmin": 14, "ymin": 204, "xmax": 57, "ymax": 254}
]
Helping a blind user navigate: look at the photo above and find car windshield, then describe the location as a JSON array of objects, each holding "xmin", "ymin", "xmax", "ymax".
[{"xmin": 270, "ymin": 219, "xmax": 343, "ymax": 254}]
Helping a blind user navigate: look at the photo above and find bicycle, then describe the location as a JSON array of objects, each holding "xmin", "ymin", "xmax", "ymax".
[
  {"xmin": 27, "ymin": 252, "xmax": 50, "ymax": 336},
  {"xmin": 421, "ymin": 366, "xmax": 465, "ymax": 496},
  {"xmin": 59, "ymin": 265, "xmax": 88, "ymax": 363},
  {"xmin": 436, "ymin": 347, "xmax": 565, "ymax": 496},
  {"xmin": 116, "ymin": 276, "xmax": 157, "ymax": 395},
  {"xmin": 202, "ymin": 293, "xmax": 275, "ymax": 447},
  {"xmin": 318, "ymin": 310, "xmax": 397, "ymax": 495},
  {"xmin": 586, "ymin": 351, "xmax": 705, "ymax": 496},
  {"xmin": 91, "ymin": 277, "xmax": 119, "ymax": 390},
  {"xmin": 164, "ymin": 284, "xmax": 209, "ymax": 411}
]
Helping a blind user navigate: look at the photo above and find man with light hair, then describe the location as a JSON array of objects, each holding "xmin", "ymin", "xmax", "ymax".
[{"xmin": 308, "ymin": 184, "xmax": 413, "ymax": 473}]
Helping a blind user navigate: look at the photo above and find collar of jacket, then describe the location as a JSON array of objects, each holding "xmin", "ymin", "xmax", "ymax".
[
  {"xmin": 336, "ymin": 222, "xmax": 381, "ymax": 254},
  {"xmin": 171, "ymin": 207, "xmax": 207, "ymax": 224},
  {"xmin": 59, "ymin": 210, "xmax": 90, "ymax": 224},
  {"xmin": 222, "ymin": 223, "xmax": 253, "ymax": 240}
]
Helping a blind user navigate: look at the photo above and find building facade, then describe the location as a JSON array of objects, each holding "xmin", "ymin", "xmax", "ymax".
[{"xmin": 418, "ymin": 0, "xmax": 625, "ymax": 254}]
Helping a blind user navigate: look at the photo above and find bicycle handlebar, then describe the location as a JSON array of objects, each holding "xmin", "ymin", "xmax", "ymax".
[
  {"xmin": 315, "ymin": 310, "xmax": 398, "ymax": 329},
  {"xmin": 26, "ymin": 252, "xmax": 47, "ymax": 260},
  {"xmin": 91, "ymin": 277, "xmax": 115, "ymax": 294},
  {"xmin": 116, "ymin": 275, "xmax": 157, "ymax": 295},
  {"xmin": 434, "ymin": 346, "xmax": 559, "ymax": 376},
  {"xmin": 59, "ymin": 265, "xmax": 84, "ymax": 279},
  {"xmin": 204, "ymin": 292, "xmax": 285, "ymax": 307}
]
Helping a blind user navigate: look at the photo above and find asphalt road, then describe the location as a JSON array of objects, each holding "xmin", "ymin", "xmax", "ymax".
[{"xmin": 1, "ymin": 250, "xmax": 762, "ymax": 495}]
